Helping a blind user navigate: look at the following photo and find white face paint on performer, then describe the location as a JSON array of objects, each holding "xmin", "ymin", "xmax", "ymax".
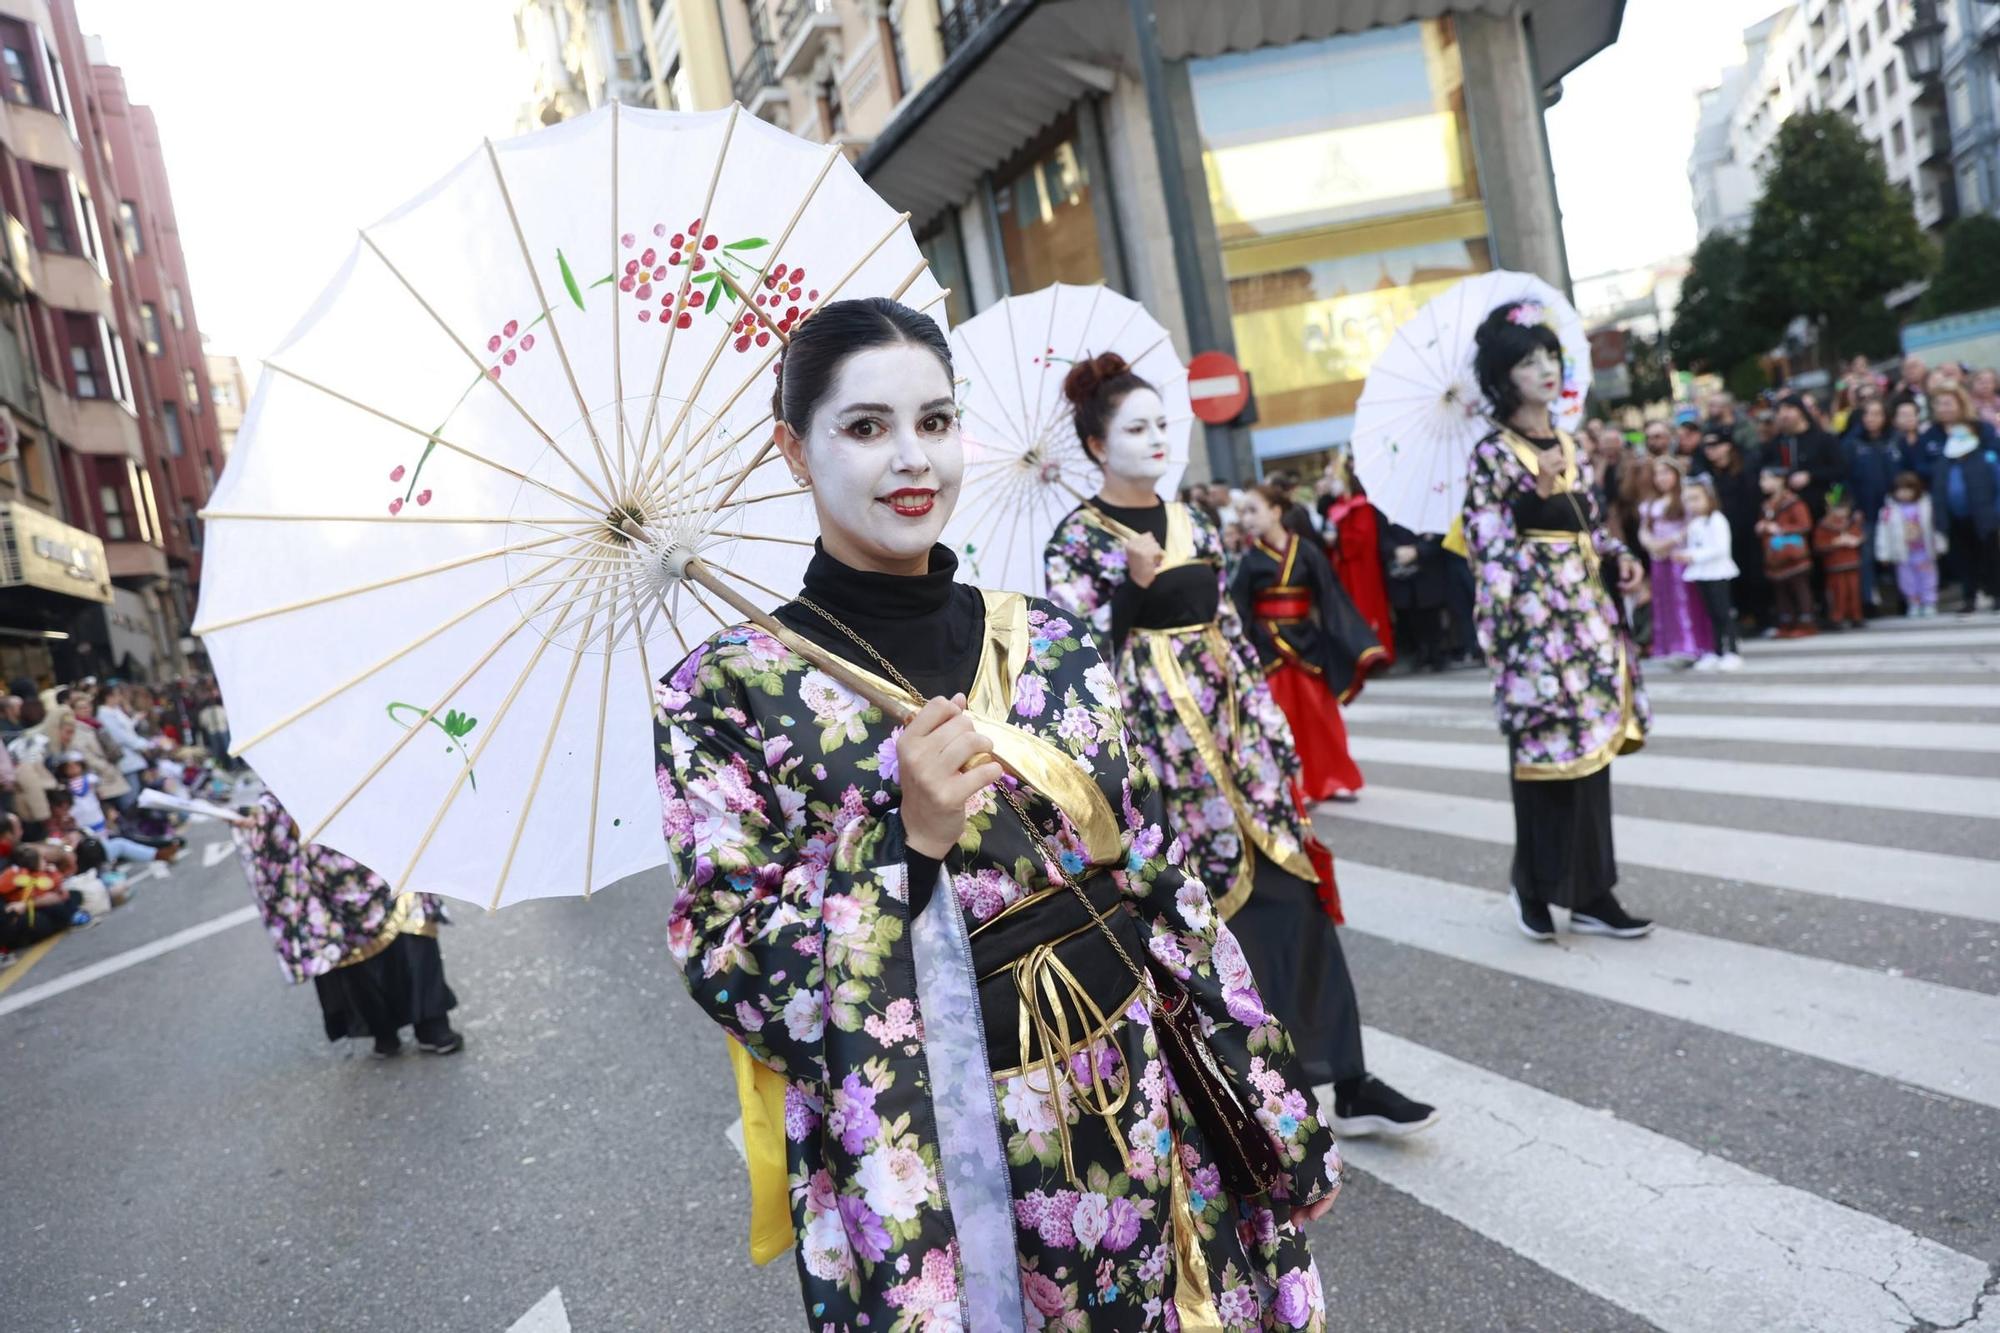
[
  {"xmin": 1090, "ymin": 387, "xmax": 1170, "ymax": 485},
  {"xmin": 777, "ymin": 343, "xmax": 963, "ymax": 577},
  {"xmin": 1511, "ymin": 346, "xmax": 1562, "ymax": 409}
]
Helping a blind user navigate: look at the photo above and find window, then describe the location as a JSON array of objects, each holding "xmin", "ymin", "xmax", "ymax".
[
  {"xmin": 817, "ymin": 74, "xmax": 844, "ymax": 139},
  {"xmin": 1877, "ymin": 2, "xmax": 1890, "ymax": 34},
  {"xmin": 0, "ymin": 17, "xmax": 41, "ymax": 108},
  {"xmin": 167, "ymin": 287, "xmax": 184, "ymax": 330},
  {"xmin": 1857, "ymin": 24, "xmax": 1870, "ymax": 57},
  {"xmin": 1892, "ymin": 120, "xmax": 1907, "ymax": 157},
  {"xmin": 16, "ymin": 431, "xmax": 48, "ymax": 498},
  {"xmin": 98, "ymin": 483, "xmax": 127, "ymax": 538},
  {"xmin": 182, "ymin": 367, "xmax": 199, "ymax": 409},
  {"xmin": 917, "ymin": 217, "xmax": 971, "ymax": 326},
  {"xmin": 181, "ymin": 498, "xmax": 200, "ymax": 550},
  {"xmin": 117, "ymin": 200, "xmax": 140, "ymax": 257},
  {"xmin": 881, "ymin": 13, "xmax": 910, "ymax": 103},
  {"xmin": 140, "ymin": 303, "xmax": 162, "ymax": 356},
  {"xmin": 136, "ymin": 465, "xmax": 160, "ymax": 545},
  {"xmin": 1884, "ymin": 59, "xmax": 1898, "ymax": 96},
  {"xmin": 992, "ymin": 124, "xmax": 1104, "ymax": 293},
  {"xmin": 73, "ymin": 182, "xmax": 104, "ymax": 266},
  {"xmin": 28, "ymin": 165, "xmax": 71, "ymax": 253},
  {"xmin": 1866, "ymin": 82, "xmax": 1878, "ymax": 116},
  {"xmin": 211, "ymin": 380, "xmax": 236, "ymax": 409},
  {"xmin": 160, "ymin": 401, "xmax": 183, "ymax": 456},
  {"xmin": 1961, "ymin": 162, "xmax": 1984, "ymax": 213},
  {"xmin": 62, "ymin": 311, "xmax": 113, "ymax": 399}
]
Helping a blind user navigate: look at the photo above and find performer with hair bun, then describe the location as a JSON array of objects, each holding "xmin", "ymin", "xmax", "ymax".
[{"xmin": 1046, "ymin": 352, "xmax": 1437, "ymax": 1138}]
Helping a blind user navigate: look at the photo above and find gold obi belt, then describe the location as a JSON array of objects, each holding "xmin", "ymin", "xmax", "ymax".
[
  {"xmin": 971, "ymin": 868, "xmax": 1148, "ymax": 1183},
  {"xmin": 1252, "ymin": 586, "xmax": 1312, "ymax": 624}
]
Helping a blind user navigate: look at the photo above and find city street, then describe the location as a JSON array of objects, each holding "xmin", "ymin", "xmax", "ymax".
[{"xmin": 2, "ymin": 617, "xmax": 1995, "ymax": 1332}]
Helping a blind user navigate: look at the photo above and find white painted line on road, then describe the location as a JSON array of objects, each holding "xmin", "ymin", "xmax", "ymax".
[
  {"xmin": 0, "ymin": 905, "xmax": 259, "ymax": 1020},
  {"xmin": 1339, "ymin": 863, "xmax": 2000, "ymax": 1111},
  {"xmin": 1751, "ymin": 626, "xmax": 2000, "ymax": 653},
  {"xmin": 202, "ymin": 839, "xmax": 237, "ymax": 868},
  {"xmin": 507, "ymin": 1287, "xmax": 571, "ymax": 1333},
  {"xmin": 1352, "ymin": 705, "xmax": 2000, "ymax": 755},
  {"xmin": 1317, "ymin": 787, "xmax": 2000, "ymax": 924},
  {"xmin": 1345, "ymin": 1029, "xmax": 1993, "ymax": 1333},
  {"xmin": 1344, "ymin": 735, "xmax": 2000, "ymax": 819},
  {"xmin": 1363, "ymin": 677, "xmax": 2000, "ymax": 707},
  {"xmin": 1716, "ymin": 652, "xmax": 1998, "ymax": 676}
]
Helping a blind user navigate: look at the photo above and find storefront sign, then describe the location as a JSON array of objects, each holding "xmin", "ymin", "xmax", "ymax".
[
  {"xmin": 1188, "ymin": 350, "xmax": 1249, "ymax": 423},
  {"xmin": 1, "ymin": 502, "xmax": 113, "ymax": 604}
]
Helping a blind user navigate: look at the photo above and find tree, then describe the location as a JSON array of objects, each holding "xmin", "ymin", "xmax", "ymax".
[
  {"xmin": 1917, "ymin": 214, "xmax": 2000, "ymax": 320},
  {"xmin": 1604, "ymin": 330, "xmax": 1672, "ymax": 408},
  {"xmin": 1744, "ymin": 110, "xmax": 1933, "ymax": 362},
  {"xmin": 1669, "ymin": 232, "xmax": 1773, "ymax": 380}
]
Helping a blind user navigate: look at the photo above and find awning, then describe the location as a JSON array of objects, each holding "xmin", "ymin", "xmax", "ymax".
[{"xmin": 859, "ymin": 0, "xmax": 1625, "ymax": 232}]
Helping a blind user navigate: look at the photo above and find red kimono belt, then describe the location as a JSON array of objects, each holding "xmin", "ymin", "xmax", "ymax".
[{"xmin": 1253, "ymin": 588, "xmax": 1312, "ymax": 623}]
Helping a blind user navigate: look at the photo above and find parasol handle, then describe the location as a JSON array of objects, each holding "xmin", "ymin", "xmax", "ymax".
[{"xmin": 677, "ymin": 552, "xmax": 918, "ymax": 724}]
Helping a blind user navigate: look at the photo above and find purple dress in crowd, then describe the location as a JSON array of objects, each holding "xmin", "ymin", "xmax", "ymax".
[{"xmin": 1641, "ymin": 498, "xmax": 1715, "ymax": 660}]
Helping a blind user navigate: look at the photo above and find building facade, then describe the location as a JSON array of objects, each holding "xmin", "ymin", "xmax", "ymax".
[
  {"xmin": 517, "ymin": 0, "xmax": 672, "ymax": 127},
  {"xmin": 204, "ymin": 346, "xmax": 246, "ymax": 456},
  {"xmin": 0, "ymin": 0, "xmax": 218, "ymax": 686},
  {"xmin": 1693, "ymin": 0, "xmax": 1958, "ymax": 242},
  {"xmin": 1926, "ymin": 0, "xmax": 2000, "ymax": 217}
]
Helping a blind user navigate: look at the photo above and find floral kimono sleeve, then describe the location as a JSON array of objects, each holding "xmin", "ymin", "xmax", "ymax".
[
  {"xmin": 1113, "ymin": 716, "xmax": 1340, "ymax": 1206},
  {"xmin": 1462, "ymin": 435, "xmax": 1521, "ymax": 663},
  {"xmin": 657, "ymin": 640, "xmax": 911, "ymax": 1085},
  {"xmin": 1043, "ymin": 513, "xmax": 1123, "ymax": 651}
]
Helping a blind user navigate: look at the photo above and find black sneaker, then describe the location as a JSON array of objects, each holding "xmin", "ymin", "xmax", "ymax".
[
  {"xmin": 1330, "ymin": 1075, "xmax": 1440, "ymax": 1138},
  {"xmin": 1570, "ymin": 896, "xmax": 1654, "ymax": 939},
  {"xmin": 416, "ymin": 1030, "xmax": 465, "ymax": 1056},
  {"xmin": 371, "ymin": 1035, "xmax": 403, "ymax": 1059},
  {"xmin": 1512, "ymin": 889, "xmax": 1556, "ymax": 942}
]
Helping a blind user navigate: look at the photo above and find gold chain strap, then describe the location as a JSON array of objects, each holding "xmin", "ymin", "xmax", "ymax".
[{"xmin": 790, "ymin": 595, "xmax": 1158, "ymax": 997}]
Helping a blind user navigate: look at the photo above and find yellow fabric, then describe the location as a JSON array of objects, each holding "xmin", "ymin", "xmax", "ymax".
[
  {"xmin": 729, "ymin": 1039, "xmax": 795, "ymax": 1265},
  {"xmin": 1442, "ymin": 516, "xmax": 1468, "ymax": 558}
]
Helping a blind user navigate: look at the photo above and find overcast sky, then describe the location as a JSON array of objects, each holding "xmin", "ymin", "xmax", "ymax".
[
  {"xmin": 1547, "ymin": 0, "xmax": 1786, "ymax": 280},
  {"xmin": 78, "ymin": 0, "xmax": 1773, "ymax": 366}
]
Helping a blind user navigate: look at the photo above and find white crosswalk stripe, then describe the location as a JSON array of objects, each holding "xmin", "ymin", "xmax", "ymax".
[
  {"xmin": 1318, "ymin": 784, "xmax": 2000, "ymax": 922},
  {"xmin": 1344, "ymin": 734, "xmax": 2000, "ymax": 818},
  {"xmin": 1299, "ymin": 624, "xmax": 2000, "ymax": 1328},
  {"xmin": 1336, "ymin": 862, "xmax": 2000, "ymax": 1109},
  {"xmin": 1345, "ymin": 1031, "xmax": 1992, "ymax": 1333}
]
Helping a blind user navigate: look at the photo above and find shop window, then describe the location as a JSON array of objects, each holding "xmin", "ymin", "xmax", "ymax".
[
  {"xmin": 161, "ymin": 401, "xmax": 183, "ymax": 456},
  {"xmin": 1189, "ymin": 20, "xmax": 1493, "ymax": 456},
  {"xmin": 141, "ymin": 303, "xmax": 162, "ymax": 356},
  {"xmin": 992, "ymin": 124, "xmax": 1102, "ymax": 293},
  {"xmin": 1189, "ymin": 20, "xmax": 1480, "ymax": 241},
  {"xmin": 917, "ymin": 216, "xmax": 971, "ymax": 326}
]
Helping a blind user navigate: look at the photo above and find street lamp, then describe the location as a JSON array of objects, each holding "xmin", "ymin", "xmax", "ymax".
[{"xmin": 1899, "ymin": 0, "xmax": 1947, "ymax": 83}]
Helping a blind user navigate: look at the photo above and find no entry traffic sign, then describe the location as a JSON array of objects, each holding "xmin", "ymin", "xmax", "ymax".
[{"xmin": 1187, "ymin": 350, "xmax": 1249, "ymax": 424}]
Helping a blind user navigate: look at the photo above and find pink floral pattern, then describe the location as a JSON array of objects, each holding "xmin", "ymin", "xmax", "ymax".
[{"xmin": 655, "ymin": 601, "xmax": 1335, "ymax": 1330}]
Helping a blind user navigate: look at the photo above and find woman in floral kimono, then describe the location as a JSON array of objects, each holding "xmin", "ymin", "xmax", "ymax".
[
  {"xmin": 1043, "ymin": 354, "xmax": 1434, "ymax": 1143},
  {"xmin": 1464, "ymin": 301, "xmax": 1654, "ymax": 943},
  {"xmin": 658, "ymin": 303, "xmax": 1342, "ymax": 1332},
  {"xmin": 1229, "ymin": 483, "xmax": 1382, "ymax": 800},
  {"xmin": 233, "ymin": 791, "xmax": 463, "ymax": 1056}
]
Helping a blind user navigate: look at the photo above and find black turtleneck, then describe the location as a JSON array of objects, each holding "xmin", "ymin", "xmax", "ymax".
[
  {"xmin": 773, "ymin": 542, "xmax": 984, "ymax": 912},
  {"xmin": 1086, "ymin": 497, "xmax": 1219, "ymax": 651}
]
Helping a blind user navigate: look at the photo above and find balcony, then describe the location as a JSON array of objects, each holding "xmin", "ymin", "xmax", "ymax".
[
  {"xmin": 940, "ymin": 0, "xmax": 1008, "ymax": 60},
  {"xmin": 776, "ymin": 0, "xmax": 840, "ymax": 80},
  {"xmin": 731, "ymin": 41, "xmax": 784, "ymax": 120}
]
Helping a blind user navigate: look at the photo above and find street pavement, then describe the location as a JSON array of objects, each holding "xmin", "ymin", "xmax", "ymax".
[{"xmin": 2, "ymin": 617, "xmax": 1996, "ymax": 1332}]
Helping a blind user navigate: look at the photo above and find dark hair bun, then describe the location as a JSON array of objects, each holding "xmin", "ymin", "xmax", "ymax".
[{"xmin": 1062, "ymin": 352, "xmax": 1132, "ymax": 409}]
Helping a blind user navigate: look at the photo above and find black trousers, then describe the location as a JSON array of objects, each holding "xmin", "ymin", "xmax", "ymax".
[
  {"xmin": 1693, "ymin": 579, "xmax": 1738, "ymax": 654},
  {"xmin": 1226, "ymin": 857, "xmax": 1364, "ymax": 1086},
  {"xmin": 1947, "ymin": 518, "xmax": 2000, "ymax": 603},
  {"xmin": 1509, "ymin": 758, "xmax": 1617, "ymax": 911},
  {"xmin": 312, "ymin": 933, "xmax": 457, "ymax": 1043}
]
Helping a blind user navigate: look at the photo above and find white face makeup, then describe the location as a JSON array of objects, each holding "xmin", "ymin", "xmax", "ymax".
[
  {"xmin": 781, "ymin": 342, "xmax": 962, "ymax": 575},
  {"xmin": 1511, "ymin": 346, "xmax": 1561, "ymax": 408},
  {"xmin": 1093, "ymin": 387, "xmax": 1171, "ymax": 485}
]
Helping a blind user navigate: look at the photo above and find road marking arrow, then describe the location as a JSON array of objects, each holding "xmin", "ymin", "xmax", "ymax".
[
  {"xmin": 507, "ymin": 1287, "xmax": 570, "ymax": 1333},
  {"xmin": 203, "ymin": 840, "xmax": 236, "ymax": 869}
]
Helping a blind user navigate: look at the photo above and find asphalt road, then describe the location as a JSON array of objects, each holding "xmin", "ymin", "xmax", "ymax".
[{"xmin": 3, "ymin": 615, "xmax": 1995, "ymax": 1332}]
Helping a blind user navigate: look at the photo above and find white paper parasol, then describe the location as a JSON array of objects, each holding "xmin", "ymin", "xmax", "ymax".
[
  {"xmin": 1349, "ymin": 269, "xmax": 1587, "ymax": 534},
  {"xmin": 939, "ymin": 283, "xmax": 1190, "ymax": 594},
  {"xmin": 195, "ymin": 104, "xmax": 946, "ymax": 909}
]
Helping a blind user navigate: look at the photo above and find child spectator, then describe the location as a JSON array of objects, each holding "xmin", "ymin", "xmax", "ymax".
[
  {"xmin": 1814, "ymin": 486, "xmax": 1868, "ymax": 629},
  {"xmin": 1677, "ymin": 477, "xmax": 1743, "ymax": 670},
  {"xmin": 0, "ymin": 844, "xmax": 87, "ymax": 950},
  {"xmin": 1757, "ymin": 466, "xmax": 1816, "ymax": 637},
  {"xmin": 55, "ymin": 753, "xmax": 177, "ymax": 866},
  {"xmin": 1640, "ymin": 456, "xmax": 1715, "ymax": 663},
  {"xmin": 1876, "ymin": 472, "xmax": 1945, "ymax": 617}
]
